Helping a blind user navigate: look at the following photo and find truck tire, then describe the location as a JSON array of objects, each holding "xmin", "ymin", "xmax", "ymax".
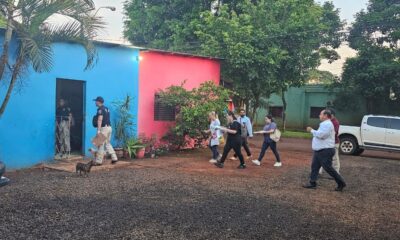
[{"xmin": 339, "ymin": 136, "xmax": 359, "ymax": 155}]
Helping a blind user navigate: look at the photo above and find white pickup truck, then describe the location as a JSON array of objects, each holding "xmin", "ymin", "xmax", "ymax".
[{"xmin": 339, "ymin": 115, "xmax": 400, "ymax": 155}]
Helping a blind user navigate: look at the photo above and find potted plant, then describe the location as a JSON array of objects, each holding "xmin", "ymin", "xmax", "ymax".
[
  {"xmin": 113, "ymin": 95, "xmax": 136, "ymax": 158},
  {"xmin": 125, "ymin": 138, "xmax": 145, "ymax": 159}
]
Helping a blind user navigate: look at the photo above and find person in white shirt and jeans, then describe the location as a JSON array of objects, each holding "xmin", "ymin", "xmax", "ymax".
[{"xmin": 303, "ymin": 109, "xmax": 346, "ymax": 191}]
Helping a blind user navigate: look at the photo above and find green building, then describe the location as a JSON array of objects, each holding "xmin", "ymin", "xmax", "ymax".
[{"xmin": 255, "ymin": 85, "xmax": 366, "ymax": 129}]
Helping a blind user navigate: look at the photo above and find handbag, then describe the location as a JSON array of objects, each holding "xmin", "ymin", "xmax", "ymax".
[
  {"xmin": 219, "ymin": 136, "xmax": 225, "ymax": 145},
  {"xmin": 270, "ymin": 129, "xmax": 281, "ymax": 142}
]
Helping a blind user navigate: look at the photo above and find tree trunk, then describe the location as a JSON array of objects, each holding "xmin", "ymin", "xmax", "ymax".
[
  {"xmin": 281, "ymin": 90, "xmax": 287, "ymax": 132},
  {"xmin": 0, "ymin": 8, "xmax": 14, "ymax": 82},
  {"xmin": 0, "ymin": 56, "xmax": 23, "ymax": 117}
]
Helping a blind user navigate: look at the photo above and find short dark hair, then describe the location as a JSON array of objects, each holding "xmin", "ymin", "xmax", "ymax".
[
  {"xmin": 239, "ymin": 109, "xmax": 245, "ymax": 112},
  {"xmin": 323, "ymin": 109, "xmax": 332, "ymax": 119},
  {"xmin": 266, "ymin": 114, "xmax": 274, "ymax": 122},
  {"xmin": 326, "ymin": 107, "xmax": 336, "ymax": 116},
  {"xmin": 227, "ymin": 111, "xmax": 237, "ymax": 120}
]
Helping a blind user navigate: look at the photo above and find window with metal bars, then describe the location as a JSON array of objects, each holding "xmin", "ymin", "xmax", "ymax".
[{"xmin": 154, "ymin": 94, "xmax": 176, "ymax": 121}]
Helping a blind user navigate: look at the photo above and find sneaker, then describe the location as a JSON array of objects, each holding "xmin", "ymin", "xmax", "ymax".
[
  {"xmin": 274, "ymin": 162, "xmax": 282, "ymax": 167},
  {"xmin": 229, "ymin": 157, "xmax": 238, "ymax": 161},
  {"xmin": 303, "ymin": 183, "xmax": 317, "ymax": 189},
  {"xmin": 214, "ymin": 161, "xmax": 224, "ymax": 168},
  {"xmin": 237, "ymin": 164, "xmax": 247, "ymax": 169},
  {"xmin": 252, "ymin": 160, "xmax": 261, "ymax": 166},
  {"xmin": 334, "ymin": 183, "xmax": 346, "ymax": 192},
  {"xmin": 111, "ymin": 160, "xmax": 118, "ymax": 165},
  {"xmin": 209, "ymin": 159, "xmax": 217, "ymax": 163}
]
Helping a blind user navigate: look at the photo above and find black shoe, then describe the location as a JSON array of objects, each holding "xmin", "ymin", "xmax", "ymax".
[
  {"xmin": 335, "ymin": 183, "xmax": 347, "ymax": 192},
  {"xmin": 303, "ymin": 183, "xmax": 317, "ymax": 189},
  {"xmin": 237, "ymin": 164, "xmax": 247, "ymax": 169},
  {"xmin": 214, "ymin": 161, "xmax": 224, "ymax": 168},
  {"xmin": 111, "ymin": 160, "xmax": 118, "ymax": 165}
]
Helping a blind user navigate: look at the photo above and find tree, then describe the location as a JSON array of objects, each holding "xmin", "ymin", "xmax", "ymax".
[
  {"xmin": 193, "ymin": 0, "xmax": 343, "ymax": 125},
  {"xmin": 335, "ymin": 0, "xmax": 400, "ymax": 113},
  {"xmin": 268, "ymin": 0, "xmax": 343, "ymax": 130},
  {"xmin": 159, "ymin": 81, "xmax": 231, "ymax": 148},
  {"xmin": 0, "ymin": 0, "xmax": 103, "ymax": 117}
]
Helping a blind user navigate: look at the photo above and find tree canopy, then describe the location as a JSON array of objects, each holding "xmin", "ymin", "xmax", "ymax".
[{"xmin": 335, "ymin": 0, "xmax": 400, "ymax": 113}]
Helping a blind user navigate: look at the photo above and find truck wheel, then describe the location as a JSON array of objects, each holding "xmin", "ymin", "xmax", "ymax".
[{"xmin": 339, "ymin": 137, "xmax": 359, "ymax": 155}]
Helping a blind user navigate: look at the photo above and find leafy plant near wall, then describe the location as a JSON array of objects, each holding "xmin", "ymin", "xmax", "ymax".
[
  {"xmin": 159, "ymin": 81, "xmax": 232, "ymax": 148},
  {"xmin": 113, "ymin": 95, "xmax": 136, "ymax": 148}
]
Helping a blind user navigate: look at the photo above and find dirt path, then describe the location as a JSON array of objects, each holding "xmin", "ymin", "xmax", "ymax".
[{"xmin": 1, "ymin": 137, "xmax": 399, "ymax": 239}]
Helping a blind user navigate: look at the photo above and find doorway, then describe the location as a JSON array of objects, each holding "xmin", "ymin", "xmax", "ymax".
[{"xmin": 56, "ymin": 79, "xmax": 85, "ymax": 156}]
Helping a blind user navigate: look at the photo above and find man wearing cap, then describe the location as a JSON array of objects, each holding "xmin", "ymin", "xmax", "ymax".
[{"xmin": 93, "ymin": 96, "xmax": 118, "ymax": 165}]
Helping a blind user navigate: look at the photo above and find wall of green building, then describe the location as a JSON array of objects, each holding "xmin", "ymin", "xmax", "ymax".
[{"xmin": 254, "ymin": 85, "xmax": 366, "ymax": 129}]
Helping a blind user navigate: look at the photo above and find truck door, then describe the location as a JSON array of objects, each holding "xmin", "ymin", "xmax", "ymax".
[
  {"xmin": 362, "ymin": 116, "xmax": 387, "ymax": 147},
  {"xmin": 386, "ymin": 118, "xmax": 400, "ymax": 149}
]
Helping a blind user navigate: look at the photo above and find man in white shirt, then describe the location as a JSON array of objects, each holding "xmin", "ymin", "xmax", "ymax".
[{"xmin": 303, "ymin": 110, "xmax": 346, "ymax": 191}]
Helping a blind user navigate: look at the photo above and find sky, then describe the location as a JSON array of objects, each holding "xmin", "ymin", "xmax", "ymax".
[{"xmin": 93, "ymin": 0, "xmax": 370, "ymax": 42}]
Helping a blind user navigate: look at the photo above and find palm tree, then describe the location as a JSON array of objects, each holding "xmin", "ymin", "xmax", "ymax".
[{"xmin": 0, "ymin": 0, "xmax": 104, "ymax": 117}]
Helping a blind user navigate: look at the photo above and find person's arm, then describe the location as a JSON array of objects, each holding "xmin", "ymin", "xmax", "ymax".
[
  {"xmin": 246, "ymin": 117, "xmax": 253, "ymax": 137},
  {"xmin": 97, "ymin": 115, "xmax": 103, "ymax": 133},
  {"xmin": 309, "ymin": 122, "xmax": 331, "ymax": 139}
]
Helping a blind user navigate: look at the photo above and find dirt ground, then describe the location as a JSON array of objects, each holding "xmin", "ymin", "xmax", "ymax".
[{"xmin": 1, "ymin": 137, "xmax": 399, "ymax": 240}]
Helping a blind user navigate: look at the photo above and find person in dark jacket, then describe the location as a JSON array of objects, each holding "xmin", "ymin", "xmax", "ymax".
[
  {"xmin": 0, "ymin": 161, "xmax": 10, "ymax": 187},
  {"xmin": 214, "ymin": 111, "xmax": 247, "ymax": 169}
]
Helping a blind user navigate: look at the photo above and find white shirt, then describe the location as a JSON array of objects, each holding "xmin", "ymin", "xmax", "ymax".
[{"xmin": 311, "ymin": 120, "xmax": 335, "ymax": 151}]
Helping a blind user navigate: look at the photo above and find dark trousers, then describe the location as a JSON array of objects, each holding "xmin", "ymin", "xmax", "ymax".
[
  {"xmin": 209, "ymin": 144, "xmax": 220, "ymax": 160},
  {"xmin": 258, "ymin": 140, "xmax": 281, "ymax": 162},
  {"xmin": 234, "ymin": 137, "xmax": 252, "ymax": 157},
  {"xmin": 0, "ymin": 161, "xmax": 5, "ymax": 178},
  {"xmin": 220, "ymin": 140, "xmax": 245, "ymax": 165},
  {"xmin": 310, "ymin": 148, "xmax": 346, "ymax": 186}
]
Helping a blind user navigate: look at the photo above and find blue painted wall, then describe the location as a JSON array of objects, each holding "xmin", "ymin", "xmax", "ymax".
[{"xmin": 0, "ymin": 40, "xmax": 139, "ymax": 169}]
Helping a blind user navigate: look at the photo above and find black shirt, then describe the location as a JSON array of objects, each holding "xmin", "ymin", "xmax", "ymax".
[
  {"xmin": 96, "ymin": 106, "xmax": 111, "ymax": 127},
  {"xmin": 56, "ymin": 106, "xmax": 71, "ymax": 122},
  {"xmin": 227, "ymin": 121, "xmax": 242, "ymax": 143}
]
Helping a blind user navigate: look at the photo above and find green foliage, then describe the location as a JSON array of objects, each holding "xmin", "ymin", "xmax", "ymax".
[
  {"xmin": 307, "ymin": 70, "xmax": 338, "ymax": 84},
  {"xmin": 336, "ymin": 0, "xmax": 400, "ymax": 113},
  {"xmin": 0, "ymin": 0, "xmax": 104, "ymax": 117},
  {"xmin": 125, "ymin": 138, "xmax": 145, "ymax": 158},
  {"xmin": 113, "ymin": 95, "xmax": 136, "ymax": 147},
  {"xmin": 159, "ymin": 81, "xmax": 231, "ymax": 147}
]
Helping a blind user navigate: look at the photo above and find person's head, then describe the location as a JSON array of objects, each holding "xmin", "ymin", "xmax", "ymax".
[
  {"xmin": 239, "ymin": 109, "xmax": 246, "ymax": 117},
  {"xmin": 58, "ymin": 98, "xmax": 65, "ymax": 107},
  {"xmin": 209, "ymin": 111, "xmax": 217, "ymax": 121},
  {"xmin": 320, "ymin": 109, "xmax": 332, "ymax": 121},
  {"xmin": 265, "ymin": 114, "xmax": 274, "ymax": 124},
  {"xmin": 93, "ymin": 96, "xmax": 104, "ymax": 107},
  {"xmin": 226, "ymin": 111, "xmax": 237, "ymax": 123},
  {"xmin": 326, "ymin": 108, "xmax": 336, "ymax": 119}
]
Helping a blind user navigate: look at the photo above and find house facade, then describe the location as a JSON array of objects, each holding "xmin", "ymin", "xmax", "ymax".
[{"xmin": 0, "ymin": 40, "xmax": 220, "ymax": 169}]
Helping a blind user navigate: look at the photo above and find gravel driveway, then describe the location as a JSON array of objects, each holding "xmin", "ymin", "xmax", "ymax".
[{"xmin": 1, "ymin": 138, "xmax": 399, "ymax": 240}]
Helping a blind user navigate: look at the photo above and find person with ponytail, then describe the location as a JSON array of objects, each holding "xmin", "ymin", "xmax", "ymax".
[
  {"xmin": 214, "ymin": 111, "xmax": 247, "ymax": 169},
  {"xmin": 252, "ymin": 114, "xmax": 282, "ymax": 167}
]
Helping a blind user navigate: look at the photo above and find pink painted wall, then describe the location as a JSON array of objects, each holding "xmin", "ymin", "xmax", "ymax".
[{"xmin": 138, "ymin": 51, "xmax": 221, "ymax": 139}]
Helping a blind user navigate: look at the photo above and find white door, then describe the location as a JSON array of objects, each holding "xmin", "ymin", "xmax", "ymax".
[
  {"xmin": 386, "ymin": 118, "xmax": 400, "ymax": 148},
  {"xmin": 362, "ymin": 117, "xmax": 387, "ymax": 147}
]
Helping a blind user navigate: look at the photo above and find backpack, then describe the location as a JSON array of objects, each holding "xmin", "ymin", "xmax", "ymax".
[
  {"xmin": 235, "ymin": 120, "xmax": 248, "ymax": 138},
  {"xmin": 92, "ymin": 115, "xmax": 98, "ymax": 128},
  {"xmin": 270, "ymin": 129, "xmax": 281, "ymax": 142}
]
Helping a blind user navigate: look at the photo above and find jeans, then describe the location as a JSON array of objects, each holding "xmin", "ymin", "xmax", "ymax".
[
  {"xmin": 258, "ymin": 140, "xmax": 281, "ymax": 163},
  {"xmin": 220, "ymin": 140, "xmax": 245, "ymax": 165},
  {"xmin": 310, "ymin": 148, "xmax": 345, "ymax": 186},
  {"xmin": 234, "ymin": 137, "xmax": 252, "ymax": 157},
  {"xmin": 209, "ymin": 144, "xmax": 220, "ymax": 160}
]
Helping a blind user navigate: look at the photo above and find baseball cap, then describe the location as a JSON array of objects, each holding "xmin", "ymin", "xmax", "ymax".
[{"xmin": 93, "ymin": 96, "xmax": 104, "ymax": 103}]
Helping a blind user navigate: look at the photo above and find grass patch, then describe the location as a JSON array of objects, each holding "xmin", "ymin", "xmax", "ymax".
[{"xmin": 282, "ymin": 130, "xmax": 312, "ymax": 139}]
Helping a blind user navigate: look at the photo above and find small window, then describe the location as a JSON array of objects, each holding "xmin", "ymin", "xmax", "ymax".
[
  {"xmin": 310, "ymin": 107, "xmax": 326, "ymax": 119},
  {"xmin": 269, "ymin": 106, "xmax": 283, "ymax": 118},
  {"xmin": 389, "ymin": 119, "xmax": 400, "ymax": 130},
  {"xmin": 154, "ymin": 94, "xmax": 175, "ymax": 121},
  {"xmin": 367, "ymin": 117, "xmax": 386, "ymax": 128}
]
